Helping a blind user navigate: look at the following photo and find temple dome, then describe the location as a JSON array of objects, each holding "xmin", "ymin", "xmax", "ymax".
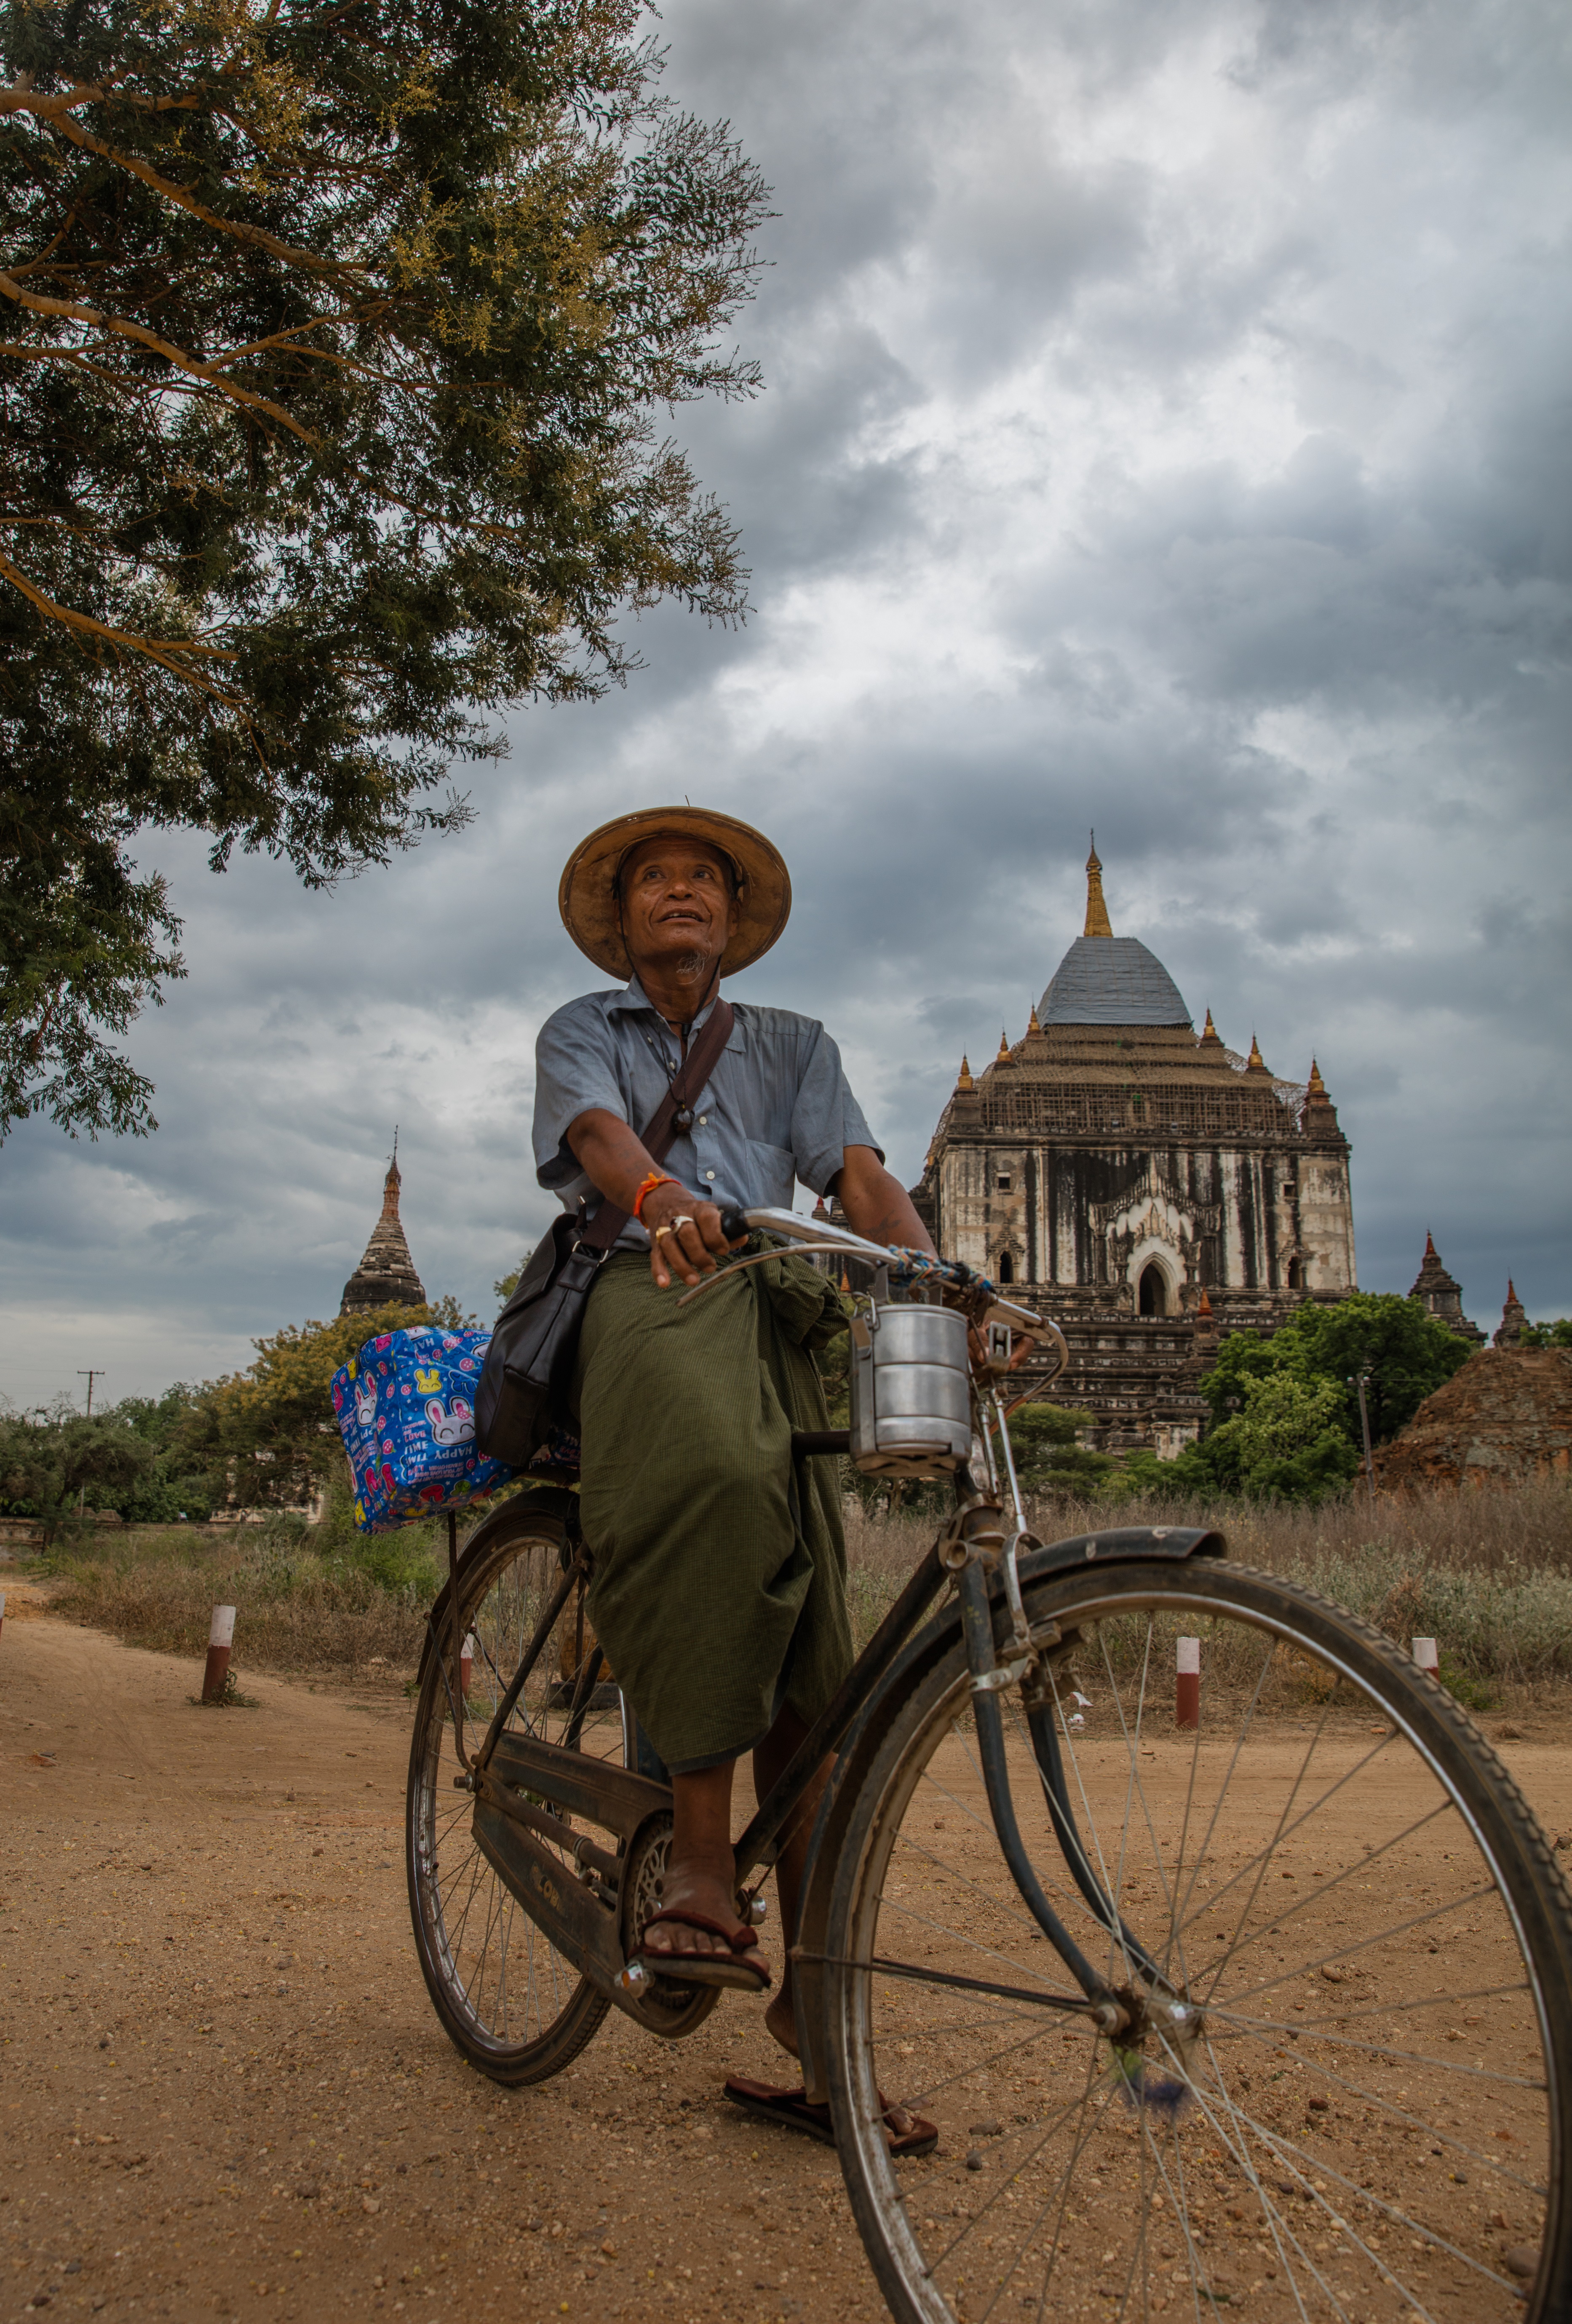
[{"xmin": 1038, "ymin": 936, "xmax": 1191, "ymax": 1028}]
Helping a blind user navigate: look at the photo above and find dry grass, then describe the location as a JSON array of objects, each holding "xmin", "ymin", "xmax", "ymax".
[
  {"xmin": 37, "ymin": 1478, "xmax": 1572, "ymax": 1696},
  {"xmin": 43, "ymin": 1518, "xmax": 436, "ymax": 1678},
  {"xmin": 841, "ymin": 1478, "xmax": 1572, "ymax": 1687}
]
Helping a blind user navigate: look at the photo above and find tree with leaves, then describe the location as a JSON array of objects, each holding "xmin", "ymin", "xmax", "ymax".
[
  {"xmin": 97, "ymin": 1383, "xmax": 217, "ymax": 1520},
  {"xmin": 0, "ymin": 1400, "xmax": 152, "ymax": 1539},
  {"xmin": 1003, "ymin": 1400, "xmax": 1111, "ymax": 1498},
  {"xmin": 1198, "ymin": 1293, "xmax": 1472, "ymax": 1447},
  {"xmin": 0, "ymin": 0, "xmax": 767, "ymax": 1139},
  {"xmin": 175, "ymin": 1297, "xmax": 473, "ymax": 1508},
  {"xmin": 1174, "ymin": 1370, "xmax": 1359, "ymax": 1503},
  {"xmin": 1171, "ymin": 1292, "xmax": 1473, "ymax": 1501}
]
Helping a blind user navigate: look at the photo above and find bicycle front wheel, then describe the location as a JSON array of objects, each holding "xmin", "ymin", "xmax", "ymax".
[{"xmin": 822, "ymin": 1555, "xmax": 1572, "ymax": 2324}]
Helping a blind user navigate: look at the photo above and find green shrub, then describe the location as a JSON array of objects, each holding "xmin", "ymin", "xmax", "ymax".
[
  {"xmin": 1438, "ymin": 1652, "xmax": 1501, "ymax": 1713},
  {"xmin": 342, "ymin": 1531, "xmax": 441, "ymax": 1605},
  {"xmin": 119, "ymin": 1474, "xmax": 216, "ymax": 1525}
]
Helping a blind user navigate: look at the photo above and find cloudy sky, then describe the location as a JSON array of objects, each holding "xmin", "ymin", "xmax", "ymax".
[{"xmin": 5, "ymin": 0, "xmax": 1569, "ymax": 1407}]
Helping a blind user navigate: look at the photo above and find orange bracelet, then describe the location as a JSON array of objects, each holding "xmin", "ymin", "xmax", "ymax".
[{"xmin": 632, "ymin": 1171, "xmax": 679, "ymax": 1224}]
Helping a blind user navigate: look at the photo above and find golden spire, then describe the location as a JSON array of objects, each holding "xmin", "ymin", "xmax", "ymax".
[
  {"xmin": 1307, "ymin": 1056, "xmax": 1327, "ymax": 1098},
  {"xmin": 956, "ymin": 1053, "xmax": 973, "ymax": 1091},
  {"xmin": 1083, "ymin": 832, "xmax": 1113, "ymax": 939},
  {"xmin": 1027, "ymin": 1001, "xmax": 1042, "ymax": 1035},
  {"xmin": 1246, "ymin": 1032, "xmax": 1269, "ymax": 1074},
  {"xmin": 996, "ymin": 1028, "xmax": 1011, "ymax": 1062},
  {"xmin": 1199, "ymin": 1007, "xmax": 1222, "ymax": 1048}
]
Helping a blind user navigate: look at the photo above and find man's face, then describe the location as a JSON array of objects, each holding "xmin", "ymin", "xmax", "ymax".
[{"xmin": 618, "ymin": 837, "xmax": 739, "ymax": 979}]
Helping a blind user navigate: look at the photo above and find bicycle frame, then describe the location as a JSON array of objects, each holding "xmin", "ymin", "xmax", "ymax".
[{"xmin": 437, "ymin": 1209, "xmax": 1226, "ymax": 2053}]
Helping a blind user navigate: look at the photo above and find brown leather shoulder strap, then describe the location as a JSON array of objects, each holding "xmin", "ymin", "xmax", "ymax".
[{"xmin": 581, "ymin": 998, "xmax": 737, "ymax": 1252}]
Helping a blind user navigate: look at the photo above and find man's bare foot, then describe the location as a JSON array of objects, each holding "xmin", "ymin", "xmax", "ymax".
[
  {"xmin": 640, "ymin": 1861, "xmax": 754, "ymax": 1962},
  {"xmin": 763, "ymin": 1990, "xmax": 799, "ymax": 2054}
]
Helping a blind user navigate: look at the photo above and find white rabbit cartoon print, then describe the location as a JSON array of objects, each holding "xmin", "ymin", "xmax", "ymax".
[{"xmin": 425, "ymin": 1395, "xmax": 475, "ymax": 1448}]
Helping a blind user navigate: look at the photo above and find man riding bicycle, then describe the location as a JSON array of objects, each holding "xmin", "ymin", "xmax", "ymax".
[{"xmin": 537, "ymin": 805, "xmax": 936, "ymax": 2072}]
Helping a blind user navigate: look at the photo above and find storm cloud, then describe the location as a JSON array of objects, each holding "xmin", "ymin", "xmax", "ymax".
[{"xmin": 5, "ymin": 0, "xmax": 1569, "ymax": 1402}]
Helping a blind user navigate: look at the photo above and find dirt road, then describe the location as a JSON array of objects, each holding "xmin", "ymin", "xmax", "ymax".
[
  {"xmin": 1, "ymin": 1599, "xmax": 871, "ymax": 2324},
  {"xmin": 3, "ymin": 1596, "xmax": 1571, "ymax": 2324}
]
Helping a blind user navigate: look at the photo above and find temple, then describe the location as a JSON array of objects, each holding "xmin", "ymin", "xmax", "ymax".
[
  {"xmin": 1408, "ymin": 1231, "xmax": 1486, "ymax": 1346},
  {"xmin": 909, "ymin": 842, "xmax": 1358, "ymax": 1455},
  {"xmin": 1495, "ymin": 1281, "xmax": 1529, "ymax": 1349},
  {"xmin": 340, "ymin": 1139, "xmax": 427, "ymax": 1315}
]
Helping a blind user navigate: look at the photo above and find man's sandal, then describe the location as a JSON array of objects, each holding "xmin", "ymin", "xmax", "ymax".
[
  {"xmin": 631, "ymin": 1911, "xmax": 773, "ymax": 1994},
  {"xmin": 722, "ymin": 2076, "xmax": 938, "ymax": 2158}
]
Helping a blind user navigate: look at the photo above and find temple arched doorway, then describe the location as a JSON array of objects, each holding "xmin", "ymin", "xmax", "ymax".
[{"xmin": 1137, "ymin": 1262, "xmax": 1168, "ymax": 1317}]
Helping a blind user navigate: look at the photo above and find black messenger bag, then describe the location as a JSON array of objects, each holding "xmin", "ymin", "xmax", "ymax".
[{"xmin": 474, "ymin": 1000, "xmax": 735, "ymax": 1467}]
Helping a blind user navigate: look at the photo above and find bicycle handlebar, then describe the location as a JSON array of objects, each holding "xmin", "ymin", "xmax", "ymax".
[{"xmin": 717, "ymin": 1203, "xmax": 1047, "ymax": 1333}]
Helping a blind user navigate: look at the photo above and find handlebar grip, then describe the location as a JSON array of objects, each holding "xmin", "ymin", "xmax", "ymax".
[{"xmin": 718, "ymin": 1205, "xmax": 750, "ymax": 1242}]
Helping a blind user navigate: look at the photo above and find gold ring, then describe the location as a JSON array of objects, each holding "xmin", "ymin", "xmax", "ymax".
[{"xmin": 652, "ymin": 1223, "xmax": 674, "ymax": 1242}]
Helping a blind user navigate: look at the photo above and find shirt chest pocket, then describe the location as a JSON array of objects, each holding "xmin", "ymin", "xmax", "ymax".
[{"xmin": 745, "ymin": 1139, "xmax": 797, "ymax": 1209}]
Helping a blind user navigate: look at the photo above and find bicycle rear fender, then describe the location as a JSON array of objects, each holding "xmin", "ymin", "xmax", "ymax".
[{"xmin": 790, "ymin": 1522, "xmax": 1225, "ymax": 2101}]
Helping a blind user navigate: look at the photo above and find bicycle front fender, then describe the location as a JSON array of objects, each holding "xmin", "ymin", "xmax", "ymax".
[
  {"xmin": 790, "ymin": 1522, "xmax": 1226, "ymax": 2098},
  {"xmin": 1018, "ymin": 1522, "xmax": 1227, "ymax": 1591}
]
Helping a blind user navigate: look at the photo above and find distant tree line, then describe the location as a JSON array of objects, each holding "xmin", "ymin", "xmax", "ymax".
[
  {"xmin": 2, "ymin": 1288, "xmax": 1540, "ymax": 1539},
  {"xmin": 0, "ymin": 1295, "xmax": 470, "ymax": 1540}
]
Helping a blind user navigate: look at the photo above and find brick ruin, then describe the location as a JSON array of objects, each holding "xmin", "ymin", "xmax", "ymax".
[{"xmin": 1373, "ymin": 1349, "xmax": 1572, "ymax": 1490}]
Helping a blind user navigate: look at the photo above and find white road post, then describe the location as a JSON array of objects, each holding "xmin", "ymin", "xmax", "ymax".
[{"xmin": 202, "ymin": 1604, "xmax": 237, "ymax": 1703}]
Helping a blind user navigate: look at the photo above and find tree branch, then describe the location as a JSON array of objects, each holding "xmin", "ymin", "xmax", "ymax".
[
  {"xmin": 0, "ymin": 545, "xmax": 244, "ymax": 701},
  {"xmin": 10, "ymin": 83, "xmax": 366, "ymax": 279},
  {"xmin": 0, "ymin": 271, "xmax": 318, "ymax": 439}
]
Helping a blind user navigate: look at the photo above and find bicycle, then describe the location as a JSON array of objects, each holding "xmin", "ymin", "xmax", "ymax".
[{"xmin": 405, "ymin": 1205, "xmax": 1572, "ymax": 2324}]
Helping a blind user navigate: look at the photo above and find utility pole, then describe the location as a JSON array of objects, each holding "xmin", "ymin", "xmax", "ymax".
[
  {"xmin": 1348, "ymin": 1371, "xmax": 1376, "ymax": 1502},
  {"xmin": 76, "ymin": 1369, "xmax": 105, "ymax": 1517}
]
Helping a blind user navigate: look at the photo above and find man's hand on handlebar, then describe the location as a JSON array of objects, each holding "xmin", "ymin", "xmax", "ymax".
[{"xmin": 642, "ymin": 1181, "xmax": 745, "ymax": 1290}]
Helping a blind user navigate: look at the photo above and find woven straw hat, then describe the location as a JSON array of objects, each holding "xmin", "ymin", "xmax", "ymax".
[{"xmin": 558, "ymin": 807, "xmax": 791, "ymax": 981}]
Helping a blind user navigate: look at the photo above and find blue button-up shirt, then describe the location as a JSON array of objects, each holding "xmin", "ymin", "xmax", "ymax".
[{"xmin": 533, "ymin": 979, "xmax": 881, "ymax": 1252}]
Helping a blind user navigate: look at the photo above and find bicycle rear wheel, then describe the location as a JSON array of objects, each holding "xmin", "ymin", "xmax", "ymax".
[
  {"xmin": 822, "ymin": 1556, "xmax": 1572, "ymax": 2324},
  {"xmin": 406, "ymin": 1498, "xmax": 628, "ymax": 2085}
]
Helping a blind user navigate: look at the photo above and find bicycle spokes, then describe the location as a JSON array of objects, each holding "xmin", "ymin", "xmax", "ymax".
[{"xmin": 823, "ymin": 1564, "xmax": 1564, "ymax": 2324}]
